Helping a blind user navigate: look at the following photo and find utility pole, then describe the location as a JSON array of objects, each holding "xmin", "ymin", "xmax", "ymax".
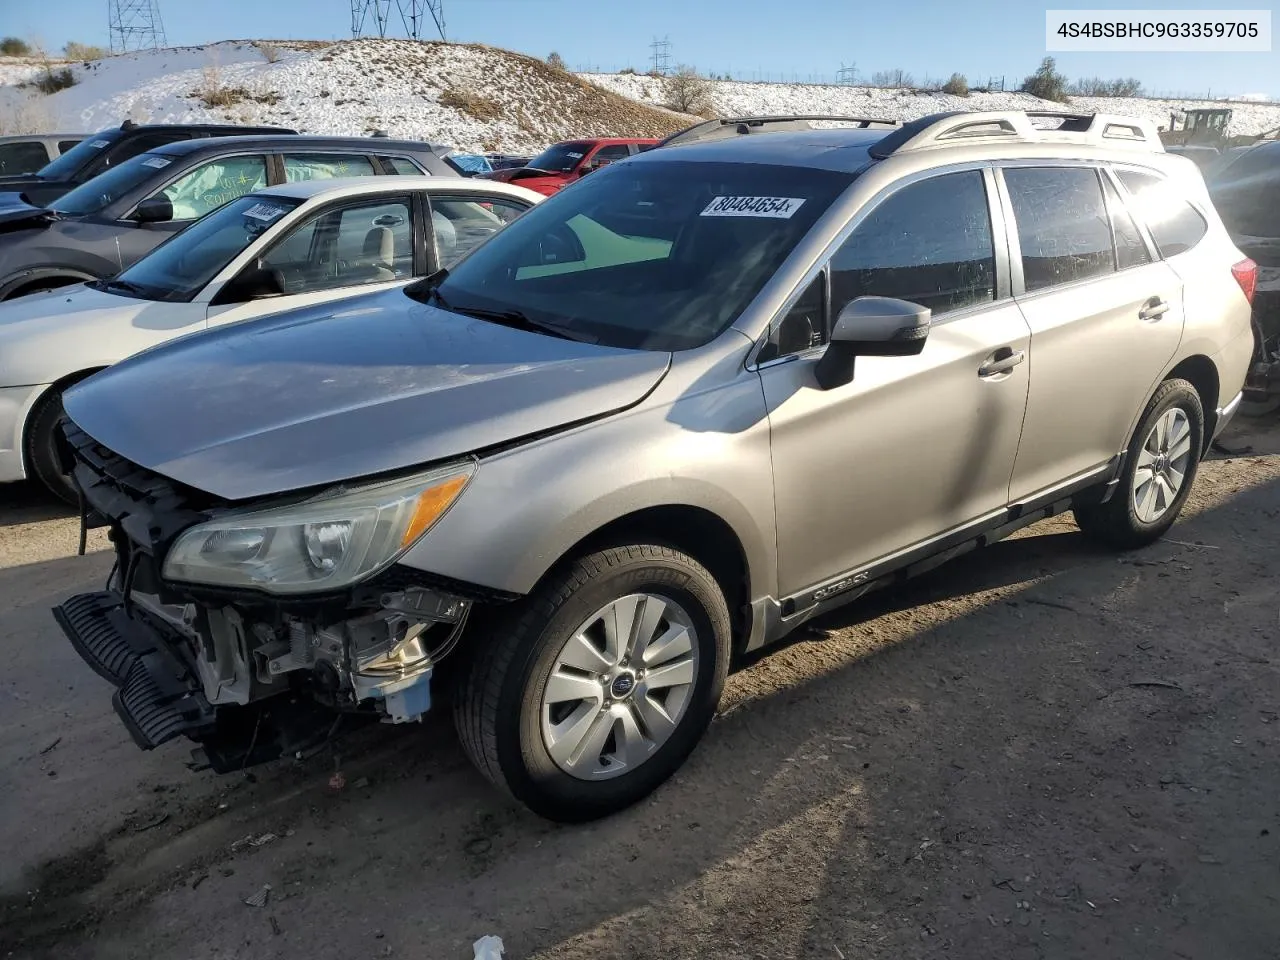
[
  {"xmin": 649, "ymin": 36, "xmax": 672, "ymax": 75},
  {"xmin": 397, "ymin": 1, "xmax": 446, "ymax": 40},
  {"xmin": 836, "ymin": 62, "xmax": 858, "ymax": 86},
  {"xmin": 108, "ymin": 0, "xmax": 168, "ymax": 54}
]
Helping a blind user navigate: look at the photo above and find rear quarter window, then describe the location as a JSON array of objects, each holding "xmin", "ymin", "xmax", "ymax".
[{"xmin": 1116, "ymin": 169, "xmax": 1209, "ymax": 257}]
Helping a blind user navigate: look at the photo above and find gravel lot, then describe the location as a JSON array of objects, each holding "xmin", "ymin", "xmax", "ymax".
[{"xmin": 3, "ymin": 418, "xmax": 1279, "ymax": 960}]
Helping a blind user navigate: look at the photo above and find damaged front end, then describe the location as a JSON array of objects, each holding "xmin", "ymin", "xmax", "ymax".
[{"xmin": 53, "ymin": 422, "xmax": 491, "ymax": 773}]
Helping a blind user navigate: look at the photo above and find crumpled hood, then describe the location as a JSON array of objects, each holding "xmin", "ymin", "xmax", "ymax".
[{"xmin": 64, "ymin": 288, "xmax": 671, "ymax": 501}]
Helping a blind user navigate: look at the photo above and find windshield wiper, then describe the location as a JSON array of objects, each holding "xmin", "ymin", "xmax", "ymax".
[
  {"xmin": 95, "ymin": 277, "xmax": 152, "ymax": 298},
  {"xmin": 447, "ymin": 303, "xmax": 595, "ymax": 343}
]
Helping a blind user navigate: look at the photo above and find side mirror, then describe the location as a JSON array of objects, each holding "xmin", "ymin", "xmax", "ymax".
[
  {"xmin": 216, "ymin": 266, "xmax": 284, "ymax": 304},
  {"xmin": 814, "ymin": 296, "xmax": 931, "ymax": 390},
  {"xmin": 132, "ymin": 195, "xmax": 173, "ymax": 224},
  {"xmin": 578, "ymin": 162, "xmax": 597, "ymax": 177}
]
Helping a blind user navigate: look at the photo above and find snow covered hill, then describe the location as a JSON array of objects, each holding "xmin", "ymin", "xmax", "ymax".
[
  {"xmin": 3, "ymin": 39, "xmax": 1278, "ymax": 153},
  {"xmin": 586, "ymin": 72, "xmax": 1280, "ymax": 139},
  {"xmin": 0, "ymin": 40, "xmax": 688, "ymax": 152}
]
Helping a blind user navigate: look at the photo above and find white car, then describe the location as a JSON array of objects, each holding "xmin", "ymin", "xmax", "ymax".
[{"xmin": 0, "ymin": 176, "xmax": 543, "ymax": 500}]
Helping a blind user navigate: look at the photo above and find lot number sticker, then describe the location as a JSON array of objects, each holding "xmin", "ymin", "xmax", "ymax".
[
  {"xmin": 90, "ymin": 139, "xmax": 110, "ymax": 148},
  {"xmin": 243, "ymin": 202, "xmax": 288, "ymax": 222},
  {"xmin": 141, "ymin": 156, "xmax": 172, "ymax": 169},
  {"xmin": 701, "ymin": 196, "xmax": 806, "ymax": 219}
]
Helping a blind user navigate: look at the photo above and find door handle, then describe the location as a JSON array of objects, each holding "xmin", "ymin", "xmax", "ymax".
[
  {"xmin": 978, "ymin": 348, "xmax": 1026, "ymax": 378},
  {"xmin": 1139, "ymin": 298, "xmax": 1170, "ymax": 322}
]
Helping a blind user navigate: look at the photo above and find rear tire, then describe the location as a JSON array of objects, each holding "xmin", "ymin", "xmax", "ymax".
[
  {"xmin": 25, "ymin": 388, "xmax": 78, "ymax": 505},
  {"xmin": 453, "ymin": 544, "xmax": 731, "ymax": 822},
  {"xmin": 1073, "ymin": 378, "xmax": 1203, "ymax": 549}
]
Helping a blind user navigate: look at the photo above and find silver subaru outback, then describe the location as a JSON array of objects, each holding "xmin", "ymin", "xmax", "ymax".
[{"xmin": 54, "ymin": 111, "xmax": 1256, "ymax": 822}]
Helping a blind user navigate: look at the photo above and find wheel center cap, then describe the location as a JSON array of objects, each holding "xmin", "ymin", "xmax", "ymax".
[{"xmin": 610, "ymin": 673, "xmax": 637, "ymax": 698}]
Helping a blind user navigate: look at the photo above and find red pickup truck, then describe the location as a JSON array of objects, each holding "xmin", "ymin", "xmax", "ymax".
[{"xmin": 478, "ymin": 137, "xmax": 657, "ymax": 196}]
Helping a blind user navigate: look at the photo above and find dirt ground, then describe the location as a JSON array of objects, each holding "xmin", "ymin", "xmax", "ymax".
[{"xmin": 3, "ymin": 417, "xmax": 1280, "ymax": 960}]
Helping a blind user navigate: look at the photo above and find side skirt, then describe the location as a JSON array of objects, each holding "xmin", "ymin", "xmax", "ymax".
[{"xmin": 749, "ymin": 458, "xmax": 1119, "ymax": 650}]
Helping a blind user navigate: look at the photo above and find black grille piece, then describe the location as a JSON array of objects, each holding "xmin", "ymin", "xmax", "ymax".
[
  {"xmin": 52, "ymin": 591, "xmax": 158, "ymax": 686},
  {"xmin": 63, "ymin": 420, "xmax": 212, "ymax": 556},
  {"xmin": 112, "ymin": 653, "xmax": 215, "ymax": 750}
]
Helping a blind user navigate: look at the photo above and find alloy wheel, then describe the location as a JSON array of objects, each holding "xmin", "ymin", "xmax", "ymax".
[
  {"xmin": 539, "ymin": 593, "xmax": 699, "ymax": 781},
  {"xmin": 1132, "ymin": 407, "xmax": 1193, "ymax": 524}
]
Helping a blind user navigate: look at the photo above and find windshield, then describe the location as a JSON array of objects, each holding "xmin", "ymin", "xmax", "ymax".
[
  {"xmin": 108, "ymin": 194, "xmax": 302, "ymax": 301},
  {"xmin": 419, "ymin": 159, "xmax": 853, "ymax": 351},
  {"xmin": 50, "ymin": 153, "xmax": 168, "ymax": 216},
  {"xmin": 36, "ymin": 130, "xmax": 119, "ymax": 180},
  {"xmin": 527, "ymin": 142, "xmax": 591, "ymax": 174}
]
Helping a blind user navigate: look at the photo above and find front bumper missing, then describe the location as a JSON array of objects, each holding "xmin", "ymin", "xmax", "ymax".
[
  {"xmin": 53, "ymin": 591, "xmax": 215, "ymax": 750},
  {"xmin": 54, "ymin": 590, "xmax": 371, "ymax": 771}
]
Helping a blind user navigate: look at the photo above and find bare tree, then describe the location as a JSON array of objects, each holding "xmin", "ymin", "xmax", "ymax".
[
  {"xmin": 1071, "ymin": 75, "xmax": 1144, "ymax": 97},
  {"xmin": 664, "ymin": 65, "xmax": 714, "ymax": 115},
  {"xmin": 546, "ymin": 51, "xmax": 566, "ymax": 71},
  {"xmin": 870, "ymin": 68, "xmax": 914, "ymax": 88}
]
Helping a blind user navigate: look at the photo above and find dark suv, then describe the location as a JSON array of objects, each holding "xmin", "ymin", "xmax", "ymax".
[
  {"xmin": 0, "ymin": 121, "xmax": 297, "ymax": 208},
  {"xmin": 0, "ymin": 134, "xmax": 460, "ymax": 300}
]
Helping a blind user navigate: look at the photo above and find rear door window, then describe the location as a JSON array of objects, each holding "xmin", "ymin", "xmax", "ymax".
[
  {"xmin": 383, "ymin": 156, "xmax": 425, "ymax": 175},
  {"xmin": 1116, "ymin": 169, "xmax": 1208, "ymax": 256},
  {"xmin": 0, "ymin": 141, "xmax": 52, "ymax": 176},
  {"xmin": 283, "ymin": 153, "xmax": 378, "ymax": 181},
  {"xmin": 1101, "ymin": 174, "xmax": 1152, "ymax": 270},
  {"xmin": 429, "ymin": 195, "xmax": 531, "ymax": 267},
  {"xmin": 1004, "ymin": 166, "xmax": 1116, "ymax": 292},
  {"xmin": 58, "ymin": 139, "xmax": 82, "ymax": 154}
]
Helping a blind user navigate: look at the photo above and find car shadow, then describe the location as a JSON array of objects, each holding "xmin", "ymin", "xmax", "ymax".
[{"xmin": 0, "ymin": 482, "xmax": 74, "ymax": 528}]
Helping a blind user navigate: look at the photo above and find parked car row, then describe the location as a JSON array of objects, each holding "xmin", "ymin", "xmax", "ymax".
[{"xmin": 20, "ymin": 109, "xmax": 1254, "ymax": 823}]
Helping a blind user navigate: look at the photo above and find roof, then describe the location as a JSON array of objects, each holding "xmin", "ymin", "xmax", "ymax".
[
  {"xmin": 634, "ymin": 110, "xmax": 1171, "ymax": 175},
  {"xmin": 150, "ymin": 134, "xmax": 450, "ymax": 158},
  {"xmin": 632, "ymin": 128, "xmax": 889, "ymax": 173},
  {"xmin": 0, "ymin": 133, "xmax": 85, "ymax": 143},
  {"xmin": 255, "ymin": 174, "xmax": 546, "ymax": 203},
  {"xmin": 553, "ymin": 137, "xmax": 660, "ymax": 147}
]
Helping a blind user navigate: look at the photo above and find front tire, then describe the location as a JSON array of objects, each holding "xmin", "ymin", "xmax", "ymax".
[
  {"xmin": 25, "ymin": 388, "xmax": 78, "ymax": 505},
  {"xmin": 454, "ymin": 544, "xmax": 731, "ymax": 822},
  {"xmin": 1073, "ymin": 378, "xmax": 1204, "ymax": 549}
]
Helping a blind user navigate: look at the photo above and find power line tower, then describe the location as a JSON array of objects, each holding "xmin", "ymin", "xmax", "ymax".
[
  {"xmin": 836, "ymin": 62, "xmax": 858, "ymax": 86},
  {"xmin": 649, "ymin": 36, "xmax": 672, "ymax": 75},
  {"xmin": 351, "ymin": 0, "xmax": 392, "ymax": 38},
  {"xmin": 397, "ymin": 1, "xmax": 446, "ymax": 40},
  {"xmin": 107, "ymin": 0, "xmax": 168, "ymax": 54}
]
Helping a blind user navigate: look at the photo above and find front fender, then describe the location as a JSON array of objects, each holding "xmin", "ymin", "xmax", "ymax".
[{"xmin": 400, "ymin": 376, "xmax": 778, "ymax": 602}]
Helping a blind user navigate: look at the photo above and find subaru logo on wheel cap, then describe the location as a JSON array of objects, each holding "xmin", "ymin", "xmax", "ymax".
[{"xmin": 610, "ymin": 674, "xmax": 636, "ymax": 698}]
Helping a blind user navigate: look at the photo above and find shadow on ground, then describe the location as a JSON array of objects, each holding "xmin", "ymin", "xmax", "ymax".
[{"xmin": 2, "ymin": 437, "xmax": 1278, "ymax": 960}]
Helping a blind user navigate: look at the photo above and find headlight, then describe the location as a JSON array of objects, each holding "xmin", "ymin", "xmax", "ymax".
[{"xmin": 161, "ymin": 462, "xmax": 474, "ymax": 594}]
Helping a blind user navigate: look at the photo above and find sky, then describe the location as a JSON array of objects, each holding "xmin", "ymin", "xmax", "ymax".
[{"xmin": 4, "ymin": 0, "xmax": 1277, "ymax": 98}]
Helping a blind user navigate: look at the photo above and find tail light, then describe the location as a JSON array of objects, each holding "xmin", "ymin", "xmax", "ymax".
[{"xmin": 1232, "ymin": 258, "xmax": 1257, "ymax": 304}]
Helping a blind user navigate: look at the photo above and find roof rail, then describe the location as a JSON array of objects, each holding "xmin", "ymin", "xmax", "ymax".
[
  {"xmin": 658, "ymin": 114, "xmax": 901, "ymax": 148},
  {"xmin": 867, "ymin": 110, "xmax": 1164, "ymax": 160}
]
